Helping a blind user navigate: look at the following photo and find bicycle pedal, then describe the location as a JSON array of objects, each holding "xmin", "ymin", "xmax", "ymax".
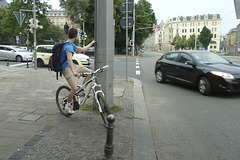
[{"xmin": 73, "ymin": 101, "xmax": 80, "ymax": 110}]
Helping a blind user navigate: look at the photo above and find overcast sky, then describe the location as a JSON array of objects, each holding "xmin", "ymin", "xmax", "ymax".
[{"xmin": 7, "ymin": 0, "xmax": 240, "ymax": 35}]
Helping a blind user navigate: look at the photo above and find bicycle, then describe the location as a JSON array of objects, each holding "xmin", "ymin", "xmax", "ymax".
[{"xmin": 56, "ymin": 65, "xmax": 111, "ymax": 125}]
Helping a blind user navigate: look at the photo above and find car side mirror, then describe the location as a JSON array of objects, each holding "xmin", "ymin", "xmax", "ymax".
[
  {"xmin": 11, "ymin": 50, "xmax": 15, "ymax": 53},
  {"xmin": 185, "ymin": 61, "xmax": 194, "ymax": 65}
]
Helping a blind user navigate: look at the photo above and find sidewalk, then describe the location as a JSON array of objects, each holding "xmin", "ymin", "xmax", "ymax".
[{"xmin": 0, "ymin": 66, "xmax": 155, "ymax": 160}]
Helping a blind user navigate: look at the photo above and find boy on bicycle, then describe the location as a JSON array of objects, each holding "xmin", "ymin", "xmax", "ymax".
[{"xmin": 60, "ymin": 27, "xmax": 96, "ymax": 114}]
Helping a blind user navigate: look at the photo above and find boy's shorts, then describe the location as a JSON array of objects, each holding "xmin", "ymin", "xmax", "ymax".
[{"xmin": 62, "ymin": 65, "xmax": 88, "ymax": 88}]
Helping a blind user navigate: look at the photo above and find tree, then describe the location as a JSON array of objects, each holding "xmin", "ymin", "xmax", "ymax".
[
  {"xmin": 198, "ymin": 26, "xmax": 212, "ymax": 50},
  {"xmin": 0, "ymin": 0, "xmax": 65, "ymax": 46},
  {"xmin": 187, "ymin": 34, "xmax": 196, "ymax": 50},
  {"xmin": 59, "ymin": 0, "xmax": 157, "ymax": 53},
  {"xmin": 135, "ymin": 0, "xmax": 157, "ymax": 47}
]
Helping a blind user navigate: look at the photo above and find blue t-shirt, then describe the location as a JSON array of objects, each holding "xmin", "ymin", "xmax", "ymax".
[{"xmin": 60, "ymin": 40, "xmax": 77, "ymax": 70}]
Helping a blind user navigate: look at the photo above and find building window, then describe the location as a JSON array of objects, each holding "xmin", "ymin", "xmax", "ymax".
[
  {"xmin": 214, "ymin": 34, "xmax": 216, "ymax": 38},
  {"xmin": 214, "ymin": 46, "xmax": 216, "ymax": 49},
  {"xmin": 185, "ymin": 29, "xmax": 187, "ymax": 33},
  {"xmin": 190, "ymin": 29, "xmax": 192, "ymax": 32},
  {"xmin": 57, "ymin": 18, "xmax": 59, "ymax": 22},
  {"xmin": 193, "ymin": 29, "xmax": 195, "ymax": 32},
  {"xmin": 190, "ymin": 23, "xmax": 192, "ymax": 27},
  {"xmin": 61, "ymin": 18, "xmax": 63, "ymax": 22},
  {"xmin": 198, "ymin": 28, "xmax": 200, "ymax": 32},
  {"xmin": 215, "ymin": 21, "xmax": 217, "ymax": 25},
  {"xmin": 215, "ymin": 28, "xmax": 217, "ymax": 32},
  {"xmin": 198, "ymin": 22, "xmax": 200, "ymax": 26},
  {"xmin": 182, "ymin": 29, "xmax": 184, "ymax": 33}
]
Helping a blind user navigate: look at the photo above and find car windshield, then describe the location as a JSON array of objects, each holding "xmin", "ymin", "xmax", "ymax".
[
  {"xmin": 190, "ymin": 52, "xmax": 229, "ymax": 64},
  {"xmin": 11, "ymin": 46, "xmax": 28, "ymax": 52}
]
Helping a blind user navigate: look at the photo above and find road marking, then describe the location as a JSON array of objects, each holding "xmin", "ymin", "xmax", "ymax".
[
  {"xmin": 136, "ymin": 58, "xmax": 140, "ymax": 75},
  {"xmin": 10, "ymin": 62, "xmax": 33, "ymax": 67},
  {"xmin": 136, "ymin": 70, "xmax": 141, "ymax": 75}
]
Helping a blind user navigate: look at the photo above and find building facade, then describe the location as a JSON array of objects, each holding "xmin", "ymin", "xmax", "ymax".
[
  {"xmin": 163, "ymin": 14, "xmax": 221, "ymax": 52},
  {"xmin": 143, "ymin": 21, "xmax": 165, "ymax": 52},
  {"xmin": 46, "ymin": 9, "xmax": 72, "ymax": 29},
  {"xmin": 226, "ymin": 28, "xmax": 237, "ymax": 54}
]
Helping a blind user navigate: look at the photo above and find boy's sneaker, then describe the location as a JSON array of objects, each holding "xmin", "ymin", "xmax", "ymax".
[{"xmin": 64, "ymin": 106, "xmax": 75, "ymax": 114}]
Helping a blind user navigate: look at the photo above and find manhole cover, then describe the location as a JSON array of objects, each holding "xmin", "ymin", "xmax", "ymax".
[{"xmin": 20, "ymin": 114, "xmax": 42, "ymax": 122}]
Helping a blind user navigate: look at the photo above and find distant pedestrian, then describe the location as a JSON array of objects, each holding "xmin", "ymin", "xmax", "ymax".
[
  {"xmin": 64, "ymin": 22, "xmax": 69, "ymax": 35},
  {"xmin": 60, "ymin": 27, "xmax": 96, "ymax": 114}
]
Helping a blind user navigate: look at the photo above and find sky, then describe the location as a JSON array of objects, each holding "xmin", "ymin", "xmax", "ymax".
[{"xmin": 7, "ymin": 0, "xmax": 240, "ymax": 35}]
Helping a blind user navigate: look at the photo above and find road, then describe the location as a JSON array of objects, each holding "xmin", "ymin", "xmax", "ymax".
[
  {"xmin": 139, "ymin": 52, "xmax": 240, "ymax": 160},
  {"xmin": 2, "ymin": 53, "xmax": 240, "ymax": 159}
]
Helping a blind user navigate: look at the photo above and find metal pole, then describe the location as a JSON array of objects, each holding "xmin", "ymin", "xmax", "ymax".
[
  {"xmin": 126, "ymin": 0, "xmax": 128, "ymax": 81},
  {"xmin": 95, "ymin": 0, "xmax": 114, "ymax": 107},
  {"xmin": 195, "ymin": 22, "xmax": 197, "ymax": 50},
  {"xmin": 33, "ymin": 0, "xmax": 37, "ymax": 70},
  {"xmin": 132, "ymin": 0, "xmax": 135, "ymax": 56}
]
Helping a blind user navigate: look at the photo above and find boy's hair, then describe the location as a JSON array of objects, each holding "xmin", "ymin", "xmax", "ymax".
[{"xmin": 68, "ymin": 28, "xmax": 78, "ymax": 39}]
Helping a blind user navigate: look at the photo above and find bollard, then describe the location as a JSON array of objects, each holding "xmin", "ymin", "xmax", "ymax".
[
  {"xmin": 27, "ymin": 59, "xmax": 29, "ymax": 68},
  {"xmin": 104, "ymin": 114, "xmax": 116, "ymax": 160},
  {"xmin": 7, "ymin": 58, "xmax": 9, "ymax": 67}
]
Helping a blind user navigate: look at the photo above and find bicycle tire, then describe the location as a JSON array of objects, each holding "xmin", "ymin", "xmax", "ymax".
[
  {"xmin": 95, "ymin": 92, "xmax": 111, "ymax": 125},
  {"xmin": 56, "ymin": 85, "xmax": 75, "ymax": 117}
]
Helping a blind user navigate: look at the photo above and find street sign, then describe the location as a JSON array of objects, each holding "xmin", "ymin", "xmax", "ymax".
[
  {"xmin": 16, "ymin": 36, "xmax": 19, "ymax": 44},
  {"xmin": 120, "ymin": 1, "xmax": 133, "ymax": 12},
  {"xmin": 13, "ymin": 11, "xmax": 26, "ymax": 26},
  {"xmin": 120, "ymin": 17, "xmax": 134, "ymax": 30}
]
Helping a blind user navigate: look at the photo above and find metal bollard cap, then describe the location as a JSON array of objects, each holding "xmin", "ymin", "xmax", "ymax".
[{"xmin": 107, "ymin": 114, "xmax": 115, "ymax": 123}]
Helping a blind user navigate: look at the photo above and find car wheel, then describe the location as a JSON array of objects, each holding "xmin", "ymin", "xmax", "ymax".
[
  {"xmin": 16, "ymin": 55, "xmax": 23, "ymax": 62},
  {"xmin": 198, "ymin": 77, "xmax": 212, "ymax": 95},
  {"xmin": 155, "ymin": 69, "xmax": 165, "ymax": 83},
  {"xmin": 73, "ymin": 60, "xmax": 78, "ymax": 65},
  {"xmin": 37, "ymin": 59, "xmax": 44, "ymax": 67}
]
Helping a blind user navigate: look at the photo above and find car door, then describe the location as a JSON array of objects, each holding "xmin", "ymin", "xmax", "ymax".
[
  {"xmin": 174, "ymin": 53, "xmax": 196, "ymax": 84},
  {"xmin": 162, "ymin": 52, "xmax": 179, "ymax": 79},
  {"xmin": 0, "ymin": 46, "xmax": 6, "ymax": 59},
  {"xmin": 5, "ymin": 47, "xmax": 16, "ymax": 60}
]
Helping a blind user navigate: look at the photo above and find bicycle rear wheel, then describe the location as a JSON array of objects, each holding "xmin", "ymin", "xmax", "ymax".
[
  {"xmin": 56, "ymin": 85, "xmax": 75, "ymax": 117},
  {"xmin": 95, "ymin": 92, "xmax": 111, "ymax": 125}
]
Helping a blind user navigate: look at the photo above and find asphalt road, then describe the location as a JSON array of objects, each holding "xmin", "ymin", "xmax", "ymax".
[{"xmin": 139, "ymin": 53, "xmax": 240, "ymax": 160}]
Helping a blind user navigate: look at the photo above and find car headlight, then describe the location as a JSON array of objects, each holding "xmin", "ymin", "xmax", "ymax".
[{"xmin": 211, "ymin": 71, "xmax": 234, "ymax": 80}]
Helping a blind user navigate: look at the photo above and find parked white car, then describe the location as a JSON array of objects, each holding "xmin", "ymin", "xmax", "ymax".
[
  {"xmin": 0, "ymin": 45, "xmax": 33, "ymax": 62},
  {"xmin": 34, "ymin": 45, "xmax": 91, "ymax": 67}
]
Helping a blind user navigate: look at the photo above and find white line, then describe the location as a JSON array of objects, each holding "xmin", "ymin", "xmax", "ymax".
[
  {"xmin": 136, "ymin": 70, "xmax": 141, "ymax": 75},
  {"xmin": 136, "ymin": 66, "xmax": 139, "ymax": 69},
  {"xmin": 136, "ymin": 62, "xmax": 139, "ymax": 65},
  {"xmin": 10, "ymin": 62, "xmax": 33, "ymax": 67}
]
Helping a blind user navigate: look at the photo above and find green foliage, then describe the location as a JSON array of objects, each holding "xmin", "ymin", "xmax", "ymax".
[
  {"xmin": 0, "ymin": 0, "xmax": 65, "ymax": 46},
  {"xmin": 60, "ymin": 0, "xmax": 156, "ymax": 53},
  {"xmin": 198, "ymin": 26, "xmax": 212, "ymax": 50},
  {"xmin": 187, "ymin": 34, "xmax": 196, "ymax": 50},
  {"xmin": 171, "ymin": 34, "xmax": 186, "ymax": 50}
]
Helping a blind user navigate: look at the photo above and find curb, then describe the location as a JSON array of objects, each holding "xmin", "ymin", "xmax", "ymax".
[{"xmin": 132, "ymin": 78, "xmax": 156, "ymax": 160}]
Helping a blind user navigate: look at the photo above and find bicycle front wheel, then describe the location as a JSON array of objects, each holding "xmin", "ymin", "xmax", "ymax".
[
  {"xmin": 56, "ymin": 85, "xmax": 74, "ymax": 117},
  {"xmin": 95, "ymin": 92, "xmax": 111, "ymax": 125}
]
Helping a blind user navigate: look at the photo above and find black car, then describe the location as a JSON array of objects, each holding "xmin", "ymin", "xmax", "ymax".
[{"xmin": 154, "ymin": 50, "xmax": 240, "ymax": 95}]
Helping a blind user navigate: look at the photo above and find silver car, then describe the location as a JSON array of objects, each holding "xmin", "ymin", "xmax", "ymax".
[{"xmin": 0, "ymin": 45, "xmax": 33, "ymax": 62}]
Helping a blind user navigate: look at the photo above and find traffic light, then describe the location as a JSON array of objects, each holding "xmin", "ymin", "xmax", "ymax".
[
  {"xmin": 129, "ymin": 40, "xmax": 134, "ymax": 46},
  {"xmin": 35, "ymin": 19, "xmax": 43, "ymax": 29},
  {"xmin": 81, "ymin": 32, "xmax": 87, "ymax": 40},
  {"xmin": 28, "ymin": 18, "xmax": 34, "ymax": 33},
  {"xmin": 28, "ymin": 18, "xmax": 43, "ymax": 33}
]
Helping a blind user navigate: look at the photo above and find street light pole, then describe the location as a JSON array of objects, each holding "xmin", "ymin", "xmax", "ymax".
[{"xmin": 33, "ymin": 0, "xmax": 37, "ymax": 70}]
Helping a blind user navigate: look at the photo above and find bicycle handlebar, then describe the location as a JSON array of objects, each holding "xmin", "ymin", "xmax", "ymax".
[{"xmin": 80, "ymin": 65, "xmax": 109, "ymax": 77}]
